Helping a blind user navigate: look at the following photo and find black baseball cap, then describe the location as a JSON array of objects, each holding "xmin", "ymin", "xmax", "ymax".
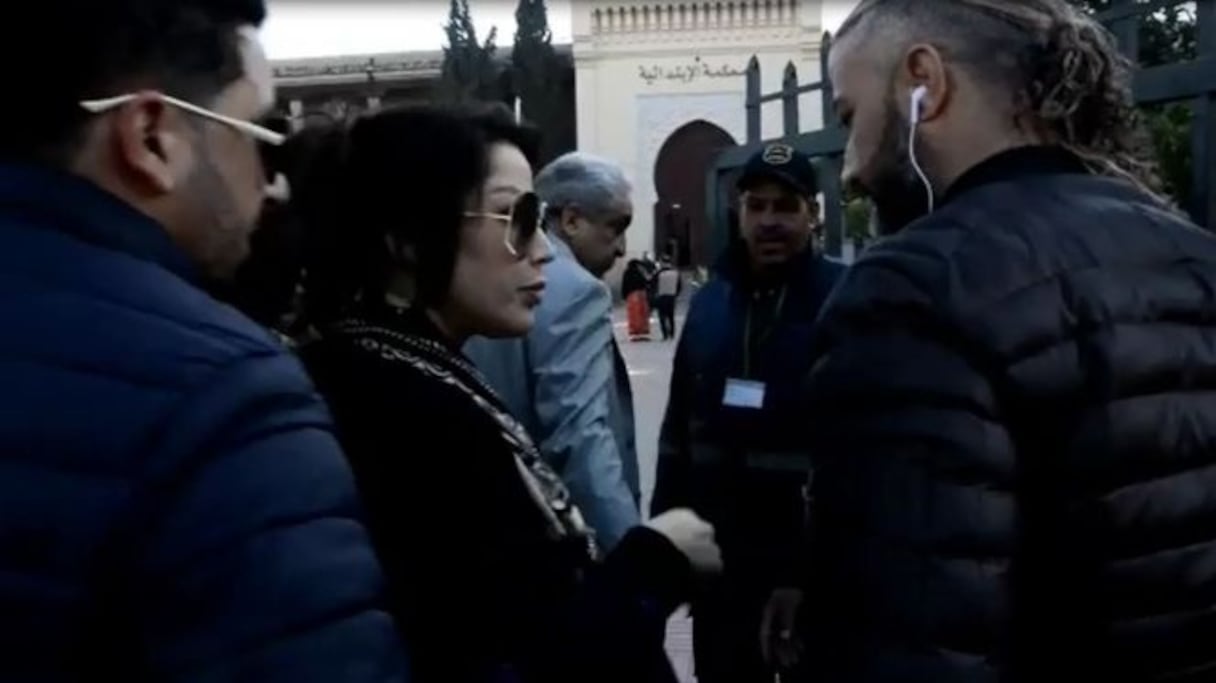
[{"xmin": 736, "ymin": 142, "xmax": 819, "ymax": 198}]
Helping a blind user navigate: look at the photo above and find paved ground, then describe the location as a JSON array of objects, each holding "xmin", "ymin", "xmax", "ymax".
[
  {"xmin": 612, "ymin": 302, "xmax": 697, "ymax": 683},
  {"xmin": 612, "ymin": 307, "xmax": 680, "ymax": 514}
]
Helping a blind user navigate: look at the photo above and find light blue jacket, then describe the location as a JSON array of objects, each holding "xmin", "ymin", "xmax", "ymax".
[{"xmin": 464, "ymin": 239, "xmax": 641, "ymax": 549}]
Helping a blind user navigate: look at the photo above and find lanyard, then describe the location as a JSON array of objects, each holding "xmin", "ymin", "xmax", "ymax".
[{"xmin": 742, "ymin": 286, "xmax": 788, "ymax": 378}]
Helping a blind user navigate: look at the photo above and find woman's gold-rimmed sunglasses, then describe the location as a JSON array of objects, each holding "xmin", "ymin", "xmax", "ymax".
[{"xmin": 464, "ymin": 191, "xmax": 550, "ymax": 258}]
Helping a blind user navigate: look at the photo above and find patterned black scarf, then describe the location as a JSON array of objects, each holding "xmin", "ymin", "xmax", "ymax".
[{"xmin": 328, "ymin": 314, "xmax": 600, "ymax": 562}]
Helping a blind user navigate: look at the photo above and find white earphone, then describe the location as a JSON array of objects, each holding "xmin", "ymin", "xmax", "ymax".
[
  {"xmin": 909, "ymin": 85, "xmax": 928, "ymax": 125},
  {"xmin": 907, "ymin": 85, "xmax": 934, "ymax": 212}
]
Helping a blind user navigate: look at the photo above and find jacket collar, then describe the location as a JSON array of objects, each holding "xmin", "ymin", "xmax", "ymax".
[
  {"xmin": 0, "ymin": 163, "xmax": 198, "ymax": 282},
  {"xmin": 941, "ymin": 145, "xmax": 1089, "ymax": 207},
  {"xmin": 550, "ymin": 234, "xmax": 577, "ymax": 264}
]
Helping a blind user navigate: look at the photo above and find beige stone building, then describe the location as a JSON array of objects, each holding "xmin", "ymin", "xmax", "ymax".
[
  {"xmin": 572, "ymin": 0, "xmax": 830, "ymax": 268},
  {"xmin": 268, "ymin": 0, "xmax": 835, "ymax": 271},
  {"xmin": 271, "ymin": 46, "xmax": 574, "ymax": 128},
  {"xmin": 271, "ymin": 50, "xmax": 444, "ymax": 127}
]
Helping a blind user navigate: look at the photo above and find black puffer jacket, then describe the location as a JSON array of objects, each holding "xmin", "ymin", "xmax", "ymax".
[{"xmin": 803, "ymin": 146, "xmax": 1216, "ymax": 682}]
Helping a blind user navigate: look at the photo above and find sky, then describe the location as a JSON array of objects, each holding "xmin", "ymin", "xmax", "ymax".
[{"xmin": 263, "ymin": 1, "xmax": 858, "ymax": 59}]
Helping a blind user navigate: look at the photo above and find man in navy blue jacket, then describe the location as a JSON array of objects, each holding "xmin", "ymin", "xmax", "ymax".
[
  {"xmin": 0, "ymin": 1, "xmax": 408, "ymax": 680},
  {"xmin": 652, "ymin": 144, "xmax": 845, "ymax": 683}
]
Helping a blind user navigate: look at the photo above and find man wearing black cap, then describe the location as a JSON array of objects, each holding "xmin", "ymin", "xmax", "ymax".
[{"xmin": 652, "ymin": 143, "xmax": 845, "ymax": 683}]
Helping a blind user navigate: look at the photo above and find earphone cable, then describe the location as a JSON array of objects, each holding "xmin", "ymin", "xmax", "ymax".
[{"xmin": 908, "ymin": 121, "xmax": 935, "ymax": 214}]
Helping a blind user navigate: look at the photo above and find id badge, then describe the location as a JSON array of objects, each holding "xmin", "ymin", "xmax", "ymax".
[{"xmin": 722, "ymin": 378, "xmax": 766, "ymax": 409}]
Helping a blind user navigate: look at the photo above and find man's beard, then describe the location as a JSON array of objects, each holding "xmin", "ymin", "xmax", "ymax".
[
  {"xmin": 190, "ymin": 150, "xmax": 254, "ymax": 282},
  {"xmin": 864, "ymin": 100, "xmax": 933, "ymax": 235}
]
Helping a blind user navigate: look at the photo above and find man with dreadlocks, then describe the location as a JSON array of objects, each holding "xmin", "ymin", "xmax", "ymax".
[{"xmin": 799, "ymin": 1, "xmax": 1216, "ymax": 681}]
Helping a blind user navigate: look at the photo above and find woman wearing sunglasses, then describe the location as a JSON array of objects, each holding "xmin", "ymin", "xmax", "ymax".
[{"xmin": 297, "ymin": 105, "xmax": 721, "ymax": 683}]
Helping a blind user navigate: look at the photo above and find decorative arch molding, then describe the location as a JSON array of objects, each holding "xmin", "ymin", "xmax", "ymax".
[
  {"xmin": 655, "ymin": 120, "xmax": 735, "ymax": 198},
  {"xmin": 627, "ymin": 92, "xmax": 745, "ymax": 256},
  {"xmin": 652, "ymin": 120, "xmax": 737, "ymax": 266},
  {"xmin": 635, "ymin": 92, "xmax": 746, "ymax": 205}
]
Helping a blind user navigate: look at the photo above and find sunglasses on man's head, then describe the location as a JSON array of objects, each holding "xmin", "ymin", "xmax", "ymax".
[
  {"xmin": 80, "ymin": 93, "xmax": 286, "ymax": 146},
  {"xmin": 80, "ymin": 91, "xmax": 288, "ymax": 188},
  {"xmin": 257, "ymin": 116, "xmax": 293, "ymax": 184},
  {"xmin": 464, "ymin": 191, "xmax": 548, "ymax": 258}
]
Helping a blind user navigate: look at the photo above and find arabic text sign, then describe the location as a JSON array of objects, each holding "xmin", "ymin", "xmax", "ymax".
[{"xmin": 638, "ymin": 55, "xmax": 747, "ymax": 85}]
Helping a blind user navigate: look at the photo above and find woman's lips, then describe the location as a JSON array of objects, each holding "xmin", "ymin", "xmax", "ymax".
[{"xmin": 519, "ymin": 281, "xmax": 546, "ymax": 306}]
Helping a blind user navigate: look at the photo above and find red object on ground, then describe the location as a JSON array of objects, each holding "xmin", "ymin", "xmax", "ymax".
[{"xmin": 626, "ymin": 291, "xmax": 651, "ymax": 340}]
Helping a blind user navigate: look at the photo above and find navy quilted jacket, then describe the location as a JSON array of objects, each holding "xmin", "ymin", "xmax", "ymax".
[
  {"xmin": 0, "ymin": 164, "xmax": 408, "ymax": 681},
  {"xmin": 804, "ymin": 147, "xmax": 1216, "ymax": 682}
]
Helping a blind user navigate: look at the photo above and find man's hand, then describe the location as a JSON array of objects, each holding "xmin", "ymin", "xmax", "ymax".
[
  {"xmin": 760, "ymin": 587, "xmax": 804, "ymax": 671},
  {"xmin": 645, "ymin": 508, "xmax": 723, "ymax": 574}
]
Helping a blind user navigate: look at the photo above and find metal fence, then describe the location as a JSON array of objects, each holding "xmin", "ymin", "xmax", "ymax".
[{"xmin": 706, "ymin": 0, "xmax": 1216, "ymax": 259}]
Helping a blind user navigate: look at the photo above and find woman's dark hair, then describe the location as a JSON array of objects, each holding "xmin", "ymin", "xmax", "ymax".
[
  {"xmin": 210, "ymin": 123, "xmax": 338, "ymax": 325},
  {"xmin": 297, "ymin": 103, "xmax": 540, "ymax": 328},
  {"xmin": 215, "ymin": 123, "xmax": 336, "ymax": 328}
]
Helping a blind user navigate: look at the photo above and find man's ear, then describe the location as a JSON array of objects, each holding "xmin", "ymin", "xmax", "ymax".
[
  {"xmin": 110, "ymin": 91, "xmax": 193, "ymax": 194},
  {"xmin": 902, "ymin": 43, "xmax": 950, "ymax": 124},
  {"xmin": 559, "ymin": 206, "xmax": 582, "ymax": 239}
]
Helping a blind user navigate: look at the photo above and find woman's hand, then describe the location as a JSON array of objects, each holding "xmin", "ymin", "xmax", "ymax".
[{"xmin": 645, "ymin": 509, "xmax": 722, "ymax": 574}]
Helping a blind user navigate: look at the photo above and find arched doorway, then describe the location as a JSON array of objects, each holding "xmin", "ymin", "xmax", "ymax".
[{"xmin": 653, "ymin": 120, "xmax": 736, "ymax": 269}]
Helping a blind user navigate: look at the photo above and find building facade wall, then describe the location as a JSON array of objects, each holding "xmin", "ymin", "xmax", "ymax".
[
  {"xmin": 573, "ymin": 0, "xmax": 828, "ymax": 264},
  {"xmin": 270, "ymin": 47, "xmax": 578, "ymax": 166},
  {"xmin": 267, "ymin": 2, "xmax": 832, "ymax": 273},
  {"xmin": 270, "ymin": 51, "xmax": 445, "ymax": 127}
]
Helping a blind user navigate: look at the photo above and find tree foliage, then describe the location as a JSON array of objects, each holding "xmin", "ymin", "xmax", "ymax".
[
  {"xmin": 1076, "ymin": 0, "xmax": 1197, "ymax": 65},
  {"xmin": 1071, "ymin": 0, "xmax": 1197, "ymax": 206},
  {"xmin": 511, "ymin": 0, "xmax": 573, "ymax": 164},
  {"xmin": 511, "ymin": 0, "xmax": 555, "ymax": 124},
  {"xmin": 844, "ymin": 197, "xmax": 875, "ymax": 246},
  {"xmin": 440, "ymin": 0, "xmax": 502, "ymax": 103}
]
